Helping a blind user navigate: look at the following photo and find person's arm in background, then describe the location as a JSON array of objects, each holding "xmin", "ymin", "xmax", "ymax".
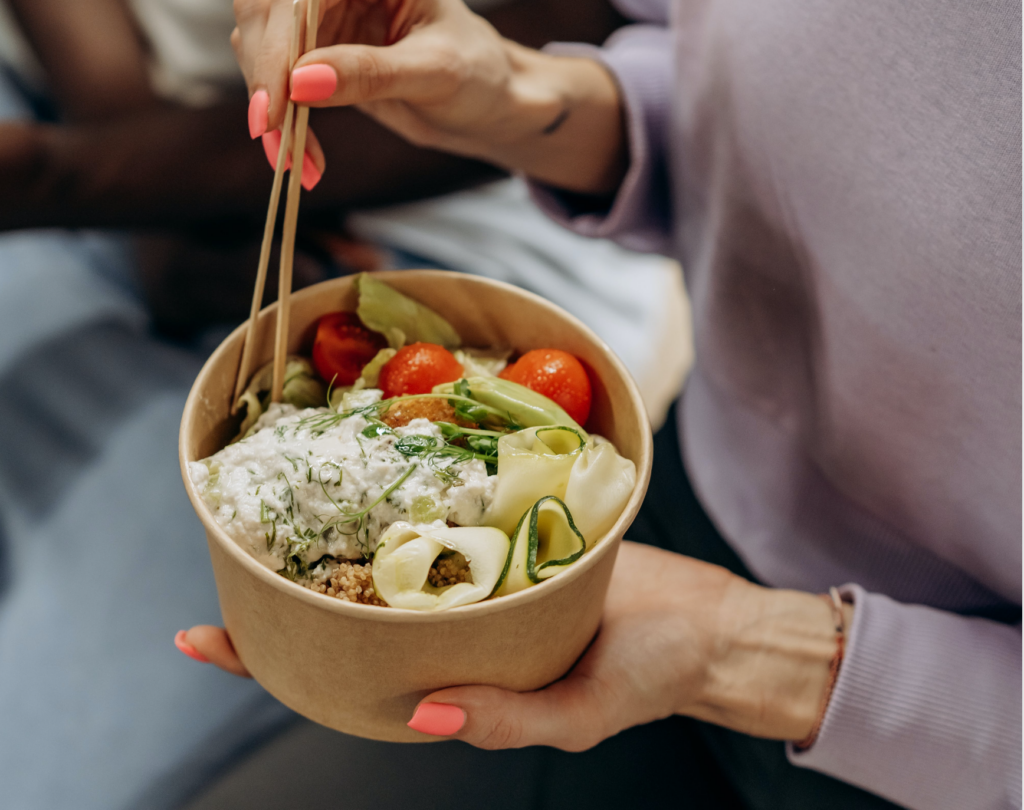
[
  {"xmin": 0, "ymin": 103, "xmax": 500, "ymax": 229},
  {"xmin": 0, "ymin": 0, "xmax": 625, "ymax": 230},
  {"xmin": 5, "ymin": 0, "xmax": 155, "ymax": 120}
]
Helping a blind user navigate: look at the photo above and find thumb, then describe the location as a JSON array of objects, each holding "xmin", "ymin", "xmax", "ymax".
[
  {"xmin": 290, "ymin": 38, "xmax": 460, "ymax": 108},
  {"xmin": 176, "ymin": 625, "xmax": 251, "ymax": 678},
  {"xmin": 406, "ymin": 678, "xmax": 611, "ymax": 752}
]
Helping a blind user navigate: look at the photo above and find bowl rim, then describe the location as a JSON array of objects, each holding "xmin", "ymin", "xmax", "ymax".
[{"xmin": 179, "ymin": 270, "xmax": 653, "ymax": 625}]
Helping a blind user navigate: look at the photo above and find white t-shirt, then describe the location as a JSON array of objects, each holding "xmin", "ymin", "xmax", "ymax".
[
  {"xmin": 128, "ymin": 0, "xmax": 241, "ymax": 106},
  {"xmin": 128, "ymin": 0, "xmax": 510, "ymax": 106}
]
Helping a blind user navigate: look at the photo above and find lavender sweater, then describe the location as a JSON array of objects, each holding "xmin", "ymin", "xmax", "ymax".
[{"xmin": 531, "ymin": 1, "xmax": 1022, "ymax": 807}]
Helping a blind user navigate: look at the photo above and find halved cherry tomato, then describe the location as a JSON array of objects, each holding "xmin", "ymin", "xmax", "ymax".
[
  {"xmin": 312, "ymin": 311, "xmax": 388, "ymax": 386},
  {"xmin": 499, "ymin": 348, "xmax": 592, "ymax": 425},
  {"xmin": 378, "ymin": 342, "xmax": 464, "ymax": 399}
]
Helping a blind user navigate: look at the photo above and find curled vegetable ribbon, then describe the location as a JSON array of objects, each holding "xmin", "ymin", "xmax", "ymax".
[
  {"xmin": 494, "ymin": 496, "xmax": 587, "ymax": 597},
  {"xmin": 372, "ymin": 522, "xmax": 510, "ymax": 611},
  {"xmin": 483, "ymin": 425, "xmax": 586, "ymax": 535}
]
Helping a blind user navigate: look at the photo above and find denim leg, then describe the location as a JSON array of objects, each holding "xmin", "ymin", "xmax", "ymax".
[{"xmin": 0, "ymin": 70, "xmax": 293, "ymax": 810}]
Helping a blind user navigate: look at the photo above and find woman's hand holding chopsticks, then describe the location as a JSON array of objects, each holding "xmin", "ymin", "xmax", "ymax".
[{"xmin": 231, "ymin": 0, "xmax": 628, "ymax": 196}]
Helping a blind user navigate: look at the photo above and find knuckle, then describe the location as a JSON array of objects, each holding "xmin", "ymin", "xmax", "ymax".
[
  {"xmin": 475, "ymin": 715, "xmax": 525, "ymax": 750},
  {"xmin": 403, "ymin": 131, "xmax": 427, "ymax": 148},
  {"xmin": 233, "ymin": 0, "xmax": 267, "ymax": 22},
  {"xmin": 402, "ymin": 122, "xmax": 433, "ymax": 148},
  {"xmin": 561, "ymin": 729, "xmax": 602, "ymax": 753},
  {"xmin": 558, "ymin": 686, "xmax": 610, "ymax": 752},
  {"xmin": 430, "ymin": 46, "xmax": 466, "ymax": 93},
  {"xmin": 354, "ymin": 51, "xmax": 393, "ymax": 99}
]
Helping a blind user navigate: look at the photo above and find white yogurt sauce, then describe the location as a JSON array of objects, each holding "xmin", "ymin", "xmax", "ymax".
[{"xmin": 189, "ymin": 398, "xmax": 496, "ymax": 580}]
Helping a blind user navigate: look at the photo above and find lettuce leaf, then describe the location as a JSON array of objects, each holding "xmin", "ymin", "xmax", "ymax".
[
  {"xmin": 232, "ymin": 356, "xmax": 325, "ymax": 442},
  {"xmin": 355, "ymin": 273, "xmax": 462, "ymax": 349}
]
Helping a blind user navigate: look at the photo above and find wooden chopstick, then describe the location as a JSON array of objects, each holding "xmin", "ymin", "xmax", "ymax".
[
  {"xmin": 232, "ymin": 2, "xmax": 305, "ymax": 411},
  {"xmin": 271, "ymin": 0, "xmax": 321, "ymax": 403}
]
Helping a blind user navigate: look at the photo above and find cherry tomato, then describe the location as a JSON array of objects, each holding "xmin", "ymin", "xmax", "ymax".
[
  {"xmin": 499, "ymin": 348, "xmax": 593, "ymax": 425},
  {"xmin": 312, "ymin": 311, "xmax": 388, "ymax": 386},
  {"xmin": 378, "ymin": 342, "xmax": 464, "ymax": 399}
]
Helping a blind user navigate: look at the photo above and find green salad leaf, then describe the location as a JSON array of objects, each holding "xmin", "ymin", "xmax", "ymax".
[
  {"xmin": 233, "ymin": 356, "xmax": 326, "ymax": 442},
  {"xmin": 453, "ymin": 348, "xmax": 510, "ymax": 377},
  {"xmin": 355, "ymin": 273, "xmax": 462, "ymax": 350}
]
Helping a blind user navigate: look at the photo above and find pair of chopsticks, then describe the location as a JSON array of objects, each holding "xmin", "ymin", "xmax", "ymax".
[{"xmin": 233, "ymin": 0, "xmax": 321, "ymax": 410}]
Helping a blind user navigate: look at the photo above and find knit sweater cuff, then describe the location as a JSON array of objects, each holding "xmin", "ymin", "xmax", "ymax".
[{"xmin": 787, "ymin": 585, "xmax": 1022, "ymax": 810}]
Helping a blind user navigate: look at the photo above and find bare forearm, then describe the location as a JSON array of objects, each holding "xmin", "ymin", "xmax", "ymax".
[
  {"xmin": 0, "ymin": 0, "xmax": 623, "ymax": 228},
  {"xmin": 686, "ymin": 579, "xmax": 845, "ymax": 742},
  {"xmin": 0, "ymin": 106, "xmax": 501, "ymax": 230},
  {"xmin": 482, "ymin": 44, "xmax": 627, "ymax": 195},
  {"xmin": 8, "ymin": 0, "xmax": 154, "ymax": 120}
]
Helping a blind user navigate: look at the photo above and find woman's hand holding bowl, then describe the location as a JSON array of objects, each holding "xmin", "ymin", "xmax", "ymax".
[{"xmin": 181, "ymin": 542, "xmax": 847, "ymax": 748}]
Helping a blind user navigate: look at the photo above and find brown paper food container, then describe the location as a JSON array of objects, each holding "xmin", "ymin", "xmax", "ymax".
[{"xmin": 179, "ymin": 271, "xmax": 653, "ymax": 742}]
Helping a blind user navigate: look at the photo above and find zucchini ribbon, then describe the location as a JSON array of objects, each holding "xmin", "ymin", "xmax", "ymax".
[
  {"xmin": 493, "ymin": 496, "xmax": 587, "ymax": 597},
  {"xmin": 372, "ymin": 522, "xmax": 510, "ymax": 611}
]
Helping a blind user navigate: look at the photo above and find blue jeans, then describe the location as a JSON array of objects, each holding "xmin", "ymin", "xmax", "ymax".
[{"xmin": 0, "ymin": 71, "xmax": 294, "ymax": 810}]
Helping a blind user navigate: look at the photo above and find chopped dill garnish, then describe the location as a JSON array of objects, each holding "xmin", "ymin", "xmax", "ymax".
[
  {"xmin": 362, "ymin": 422, "xmax": 393, "ymax": 439},
  {"xmin": 314, "ymin": 465, "xmax": 416, "ymax": 554},
  {"xmin": 393, "ymin": 431, "xmax": 497, "ymax": 485},
  {"xmin": 292, "ymin": 387, "xmax": 516, "ymax": 437}
]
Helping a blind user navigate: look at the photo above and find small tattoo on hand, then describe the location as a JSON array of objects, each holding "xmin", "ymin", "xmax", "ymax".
[{"xmin": 542, "ymin": 107, "xmax": 570, "ymax": 135}]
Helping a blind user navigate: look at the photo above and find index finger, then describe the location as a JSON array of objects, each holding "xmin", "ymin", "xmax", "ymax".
[
  {"xmin": 254, "ymin": 0, "xmax": 305, "ymax": 129},
  {"xmin": 233, "ymin": 0, "xmax": 277, "ymax": 89}
]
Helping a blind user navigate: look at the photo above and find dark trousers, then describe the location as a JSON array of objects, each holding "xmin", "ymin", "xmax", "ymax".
[{"xmin": 179, "ymin": 403, "xmax": 902, "ymax": 810}]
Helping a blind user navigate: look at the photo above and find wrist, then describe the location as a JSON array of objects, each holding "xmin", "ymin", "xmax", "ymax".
[
  {"xmin": 485, "ymin": 41, "xmax": 627, "ymax": 195},
  {"xmin": 687, "ymin": 581, "xmax": 840, "ymax": 741}
]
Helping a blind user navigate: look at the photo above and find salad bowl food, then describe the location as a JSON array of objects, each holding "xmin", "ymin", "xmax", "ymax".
[{"xmin": 179, "ymin": 270, "xmax": 652, "ymax": 742}]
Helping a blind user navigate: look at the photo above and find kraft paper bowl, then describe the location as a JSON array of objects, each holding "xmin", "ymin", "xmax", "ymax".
[{"xmin": 179, "ymin": 271, "xmax": 653, "ymax": 742}]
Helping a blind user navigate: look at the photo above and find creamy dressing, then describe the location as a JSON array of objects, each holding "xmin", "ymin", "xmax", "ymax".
[{"xmin": 189, "ymin": 397, "xmax": 496, "ymax": 581}]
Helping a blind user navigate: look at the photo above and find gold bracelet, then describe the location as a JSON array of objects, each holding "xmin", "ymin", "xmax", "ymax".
[{"xmin": 793, "ymin": 586, "xmax": 846, "ymax": 751}]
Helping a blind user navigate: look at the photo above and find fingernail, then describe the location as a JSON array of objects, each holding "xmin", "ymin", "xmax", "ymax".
[
  {"xmin": 291, "ymin": 65, "xmax": 337, "ymax": 102},
  {"xmin": 261, "ymin": 130, "xmax": 292, "ymax": 172},
  {"xmin": 407, "ymin": 703, "xmax": 465, "ymax": 736},
  {"xmin": 248, "ymin": 89, "xmax": 269, "ymax": 139},
  {"xmin": 301, "ymin": 152, "xmax": 322, "ymax": 190},
  {"xmin": 174, "ymin": 630, "xmax": 210, "ymax": 664}
]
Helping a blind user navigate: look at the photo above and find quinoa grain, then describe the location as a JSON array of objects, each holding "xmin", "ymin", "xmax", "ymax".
[{"xmin": 308, "ymin": 561, "xmax": 386, "ymax": 607}]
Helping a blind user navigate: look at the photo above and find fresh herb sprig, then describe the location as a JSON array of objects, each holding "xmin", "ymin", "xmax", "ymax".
[
  {"xmin": 315, "ymin": 464, "xmax": 416, "ymax": 547},
  {"xmin": 394, "ymin": 432, "xmax": 498, "ymax": 483},
  {"xmin": 292, "ymin": 384, "xmax": 518, "ymax": 438}
]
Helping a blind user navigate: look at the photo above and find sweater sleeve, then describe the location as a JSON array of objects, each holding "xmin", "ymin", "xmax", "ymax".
[
  {"xmin": 788, "ymin": 585, "xmax": 1022, "ymax": 810},
  {"xmin": 527, "ymin": 24, "xmax": 674, "ymax": 255}
]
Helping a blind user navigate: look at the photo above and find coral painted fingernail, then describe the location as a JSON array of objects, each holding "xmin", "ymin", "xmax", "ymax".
[
  {"xmin": 291, "ymin": 65, "xmax": 337, "ymax": 102},
  {"xmin": 301, "ymin": 152, "xmax": 322, "ymax": 190},
  {"xmin": 407, "ymin": 703, "xmax": 466, "ymax": 736},
  {"xmin": 248, "ymin": 89, "xmax": 269, "ymax": 139},
  {"xmin": 174, "ymin": 630, "xmax": 210, "ymax": 663},
  {"xmin": 261, "ymin": 130, "xmax": 292, "ymax": 171}
]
